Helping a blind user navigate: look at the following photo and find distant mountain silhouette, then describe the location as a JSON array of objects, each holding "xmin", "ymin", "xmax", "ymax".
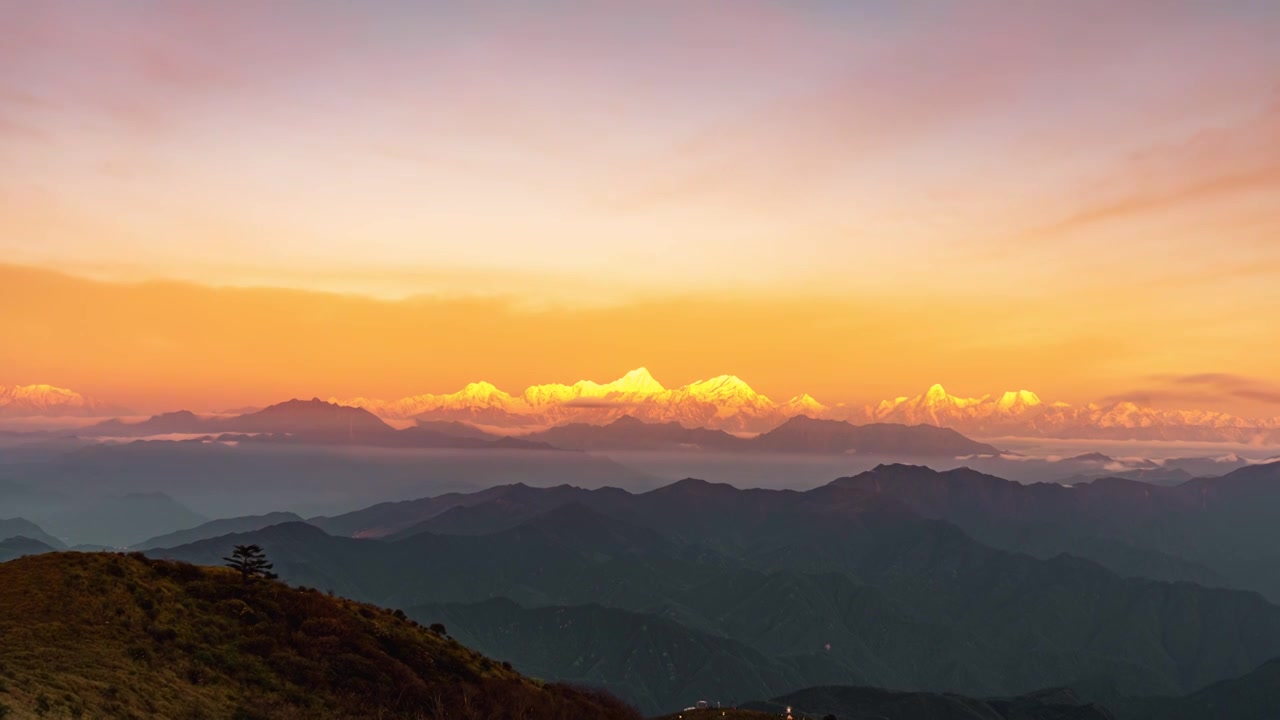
[
  {"xmin": 749, "ymin": 416, "xmax": 1001, "ymax": 456},
  {"xmin": 18, "ymin": 371, "xmax": 1279, "ymax": 442},
  {"xmin": 311, "ymin": 463, "xmax": 1269, "ymax": 592},
  {"xmin": 86, "ymin": 409, "xmax": 212, "ymax": 436},
  {"xmin": 386, "ymin": 485, "xmax": 631, "ymax": 540},
  {"xmin": 86, "ymin": 400, "xmax": 397, "ymax": 440},
  {"xmin": 130, "ymin": 511, "xmax": 306, "ymax": 550},
  {"xmin": 83, "ymin": 399, "xmax": 560, "ymax": 451},
  {"xmin": 224, "ymin": 398, "xmax": 398, "ymax": 437},
  {"xmin": 223, "ymin": 460, "xmax": 1280, "ymax": 602},
  {"xmin": 7, "ymin": 438, "xmax": 653, "ymax": 530},
  {"xmin": 0, "ymin": 516, "xmax": 64, "ymax": 549},
  {"xmin": 1058, "ymin": 467, "xmax": 1195, "ymax": 487},
  {"xmin": 308, "ymin": 484, "xmax": 543, "ymax": 538},
  {"xmin": 150, "ymin": 478, "xmax": 1280, "ymax": 709},
  {"xmin": 0, "ymin": 536, "xmax": 57, "ymax": 563},
  {"xmin": 327, "ymin": 369, "xmax": 1280, "ymax": 443},
  {"xmin": 84, "ymin": 402, "xmax": 1004, "ymax": 460},
  {"xmin": 413, "ymin": 419, "xmax": 510, "ymax": 440},
  {"xmin": 517, "ymin": 414, "xmax": 1000, "ymax": 456},
  {"xmin": 817, "ymin": 464, "xmax": 1252, "ymax": 586}
]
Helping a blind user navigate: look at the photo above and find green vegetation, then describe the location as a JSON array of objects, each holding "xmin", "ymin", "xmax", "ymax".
[{"xmin": 0, "ymin": 552, "xmax": 639, "ymax": 719}]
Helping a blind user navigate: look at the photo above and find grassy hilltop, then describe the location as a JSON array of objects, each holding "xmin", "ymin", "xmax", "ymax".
[{"xmin": 0, "ymin": 552, "xmax": 639, "ymax": 720}]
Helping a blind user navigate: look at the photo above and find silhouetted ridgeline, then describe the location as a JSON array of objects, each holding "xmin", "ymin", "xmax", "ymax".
[
  {"xmin": 72, "ymin": 399, "xmax": 1002, "ymax": 457},
  {"xmin": 131, "ymin": 462, "xmax": 1280, "ymax": 716},
  {"xmin": 10, "ymin": 462, "xmax": 1280, "ymax": 717}
]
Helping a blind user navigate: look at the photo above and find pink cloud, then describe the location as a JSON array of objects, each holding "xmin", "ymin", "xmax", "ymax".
[
  {"xmin": 1026, "ymin": 94, "xmax": 1280, "ymax": 239},
  {"xmin": 598, "ymin": 1, "xmax": 1280, "ymax": 215}
]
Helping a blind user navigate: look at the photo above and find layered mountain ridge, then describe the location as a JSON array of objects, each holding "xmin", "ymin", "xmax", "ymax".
[
  {"xmin": 336, "ymin": 370, "xmax": 1280, "ymax": 442},
  {"xmin": 72, "ymin": 400, "xmax": 1000, "ymax": 458},
  {"xmin": 865, "ymin": 383, "xmax": 1280, "ymax": 442},
  {"xmin": 134, "ymin": 460, "xmax": 1280, "ymax": 715},
  {"xmin": 9, "ymin": 371, "xmax": 1280, "ymax": 443}
]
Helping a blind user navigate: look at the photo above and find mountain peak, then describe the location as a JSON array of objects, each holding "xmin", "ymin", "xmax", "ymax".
[
  {"xmin": 701, "ymin": 374, "xmax": 743, "ymax": 388},
  {"xmin": 872, "ymin": 462, "xmax": 933, "ymax": 473},
  {"xmin": 1070, "ymin": 452, "xmax": 1115, "ymax": 463},
  {"xmin": 240, "ymin": 399, "xmax": 393, "ymax": 435},
  {"xmin": 453, "ymin": 381, "xmax": 515, "ymax": 407},
  {"xmin": 997, "ymin": 389, "xmax": 1042, "ymax": 411},
  {"xmin": 264, "ymin": 398, "xmax": 345, "ymax": 411},
  {"xmin": 0, "ymin": 383, "xmax": 124, "ymax": 418},
  {"xmin": 684, "ymin": 374, "xmax": 772, "ymax": 407},
  {"xmin": 12, "ymin": 383, "xmax": 68, "ymax": 394},
  {"xmin": 785, "ymin": 393, "xmax": 825, "ymax": 409},
  {"xmin": 646, "ymin": 477, "xmax": 739, "ymax": 498},
  {"xmin": 324, "ymin": 373, "xmax": 1280, "ymax": 443},
  {"xmin": 605, "ymin": 367, "xmax": 665, "ymax": 395}
]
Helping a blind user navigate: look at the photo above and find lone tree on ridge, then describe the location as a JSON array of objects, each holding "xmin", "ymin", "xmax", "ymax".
[{"xmin": 223, "ymin": 544, "xmax": 278, "ymax": 585}]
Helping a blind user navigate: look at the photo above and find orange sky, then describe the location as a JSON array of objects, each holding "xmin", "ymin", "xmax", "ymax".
[
  {"xmin": 2, "ymin": 2, "xmax": 1279, "ymax": 415},
  {"xmin": 3, "ymin": 264, "xmax": 1279, "ymax": 416}
]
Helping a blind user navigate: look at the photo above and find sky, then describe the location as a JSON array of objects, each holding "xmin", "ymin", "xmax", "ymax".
[{"xmin": 2, "ymin": 0, "xmax": 1279, "ymax": 414}]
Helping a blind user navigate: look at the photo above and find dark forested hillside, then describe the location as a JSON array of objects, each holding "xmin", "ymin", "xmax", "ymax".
[
  {"xmin": 414, "ymin": 598, "xmax": 807, "ymax": 714},
  {"xmin": 148, "ymin": 470, "xmax": 1280, "ymax": 714},
  {"xmin": 0, "ymin": 552, "xmax": 639, "ymax": 719}
]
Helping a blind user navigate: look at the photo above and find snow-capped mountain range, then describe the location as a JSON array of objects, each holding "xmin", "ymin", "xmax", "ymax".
[
  {"xmin": 6, "ymin": 373, "xmax": 1279, "ymax": 443},
  {"xmin": 861, "ymin": 384, "xmax": 1280, "ymax": 443},
  {"xmin": 332, "ymin": 369, "xmax": 1280, "ymax": 443},
  {"xmin": 0, "ymin": 384, "xmax": 127, "ymax": 418},
  {"xmin": 334, "ymin": 368, "xmax": 808, "ymax": 433}
]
